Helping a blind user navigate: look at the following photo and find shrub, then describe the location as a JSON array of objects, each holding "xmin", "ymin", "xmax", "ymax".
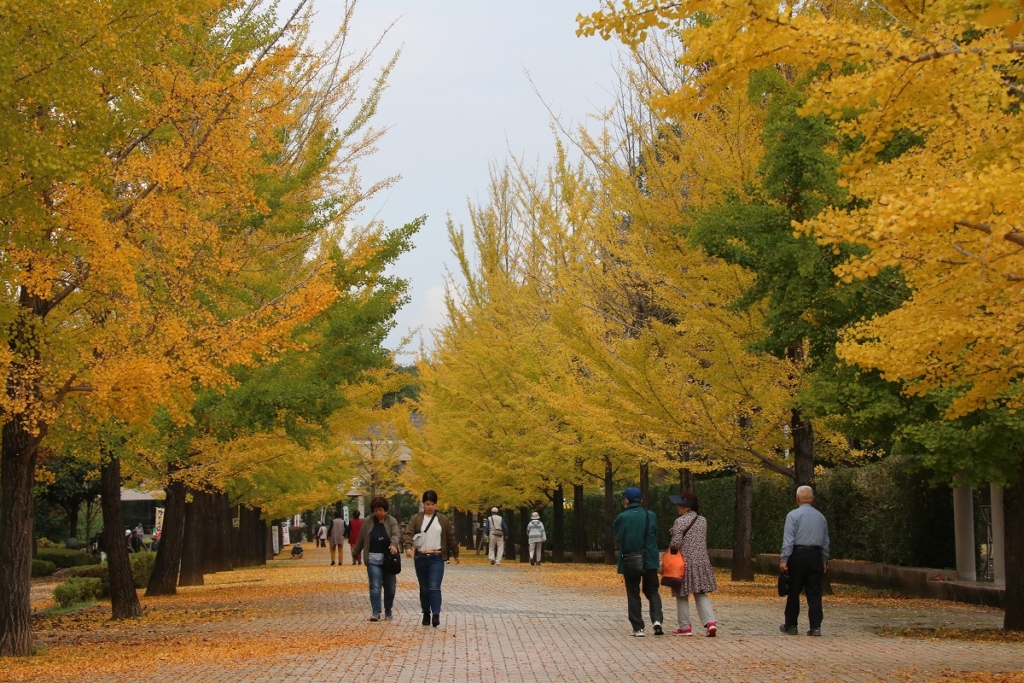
[
  {"xmin": 53, "ymin": 577, "xmax": 102, "ymax": 608},
  {"xmin": 66, "ymin": 552, "xmax": 155, "ymax": 595},
  {"xmin": 31, "ymin": 559, "xmax": 57, "ymax": 578},
  {"xmin": 36, "ymin": 549, "xmax": 100, "ymax": 569},
  {"xmin": 67, "ymin": 565, "xmax": 106, "ymax": 579},
  {"xmin": 130, "ymin": 551, "xmax": 156, "ymax": 588},
  {"xmin": 68, "ymin": 564, "xmax": 110, "ymax": 596}
]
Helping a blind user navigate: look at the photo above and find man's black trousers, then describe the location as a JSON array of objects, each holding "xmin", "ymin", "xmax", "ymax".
[
  {"xmin": 785, "ymin": 546, "xmax": 824, "ymax": 629},
  {"xmin": 625, "ymin": 569, "xmax": 663, "ymax": 631}
]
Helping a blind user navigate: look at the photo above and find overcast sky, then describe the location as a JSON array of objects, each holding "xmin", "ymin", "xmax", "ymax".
[{"xmin": 288, "ymin": 1, "xmax": 620, "ymax": 358}]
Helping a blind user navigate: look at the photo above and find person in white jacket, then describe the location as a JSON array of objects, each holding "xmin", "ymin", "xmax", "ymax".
[
  {"xmin": 527, "ymin": 511, "xmax": 546, "ymax": 565},
  {"xmin": 484, "ymin": 507, "xmax": 508, "ymax": 565}
]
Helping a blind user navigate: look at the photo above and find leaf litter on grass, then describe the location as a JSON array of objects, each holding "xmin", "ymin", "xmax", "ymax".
[{"xmin": 5, "ymin": 558, "xmax": 386, "ymax": 682}]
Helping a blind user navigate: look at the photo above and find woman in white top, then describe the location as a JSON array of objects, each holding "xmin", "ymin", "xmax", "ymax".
[{"xmin": 403, "ymin": 490, "xmax": 460, "ymax": 627}]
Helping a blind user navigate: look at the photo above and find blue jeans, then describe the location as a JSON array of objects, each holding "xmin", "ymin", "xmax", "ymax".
[
  {"xmin": 413, "ymin": 553, "xmax": 445, "ymax": 615},
  {"xmin": 366, "ymin": 563, "xmax": 397, "ymax": 617}
]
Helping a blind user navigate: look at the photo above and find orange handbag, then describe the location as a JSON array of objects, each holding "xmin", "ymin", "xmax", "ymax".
[{"xmin": 660, "ymin": 547, "xmax": 685, "ymax": 588}]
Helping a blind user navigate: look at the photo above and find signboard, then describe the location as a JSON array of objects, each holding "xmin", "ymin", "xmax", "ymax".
[
  {"xmin": 154, "ymin": 508, "xmax": 165, "ymax": 534},
  {"xmin": 280, "ymin": 522, "xmax": 291, "ymax": 546},
  {"xmin": 272, "ymin": 525, "xmax": 280, "ymax": 555}
]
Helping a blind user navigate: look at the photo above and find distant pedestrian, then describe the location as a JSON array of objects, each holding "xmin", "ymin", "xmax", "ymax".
[
  {"xmin": 668, "ymin": 492, "xmax": 717, "ymax": 637},
  {"xmin": 779, "ymin": 486, "xmax": 830, "ymax": 637},
  {"xmin": 613, "ymin": 487, "xmax": 663, "ymax": 637},
  {"xmin": 348, "ymin": 510, "xmax": 363, "ymax": 565},
  {"xmin": 328, "ymin": 510, "xmax": 346, "ymax": 566},
  {"xmin": 484, "ymin": 507, "xmax": 507, "ymax": 565},
  {"xmin": 291, "ymin": 541, "xmax": 304, "ymax": 559},
  {"xmin": 317, "ymin": 522, "xmax": 328, "ymax": 548},
  {"xmin": 527, "ymin": 512, "xmax": 546, "ymax": 565},
  {"xmin": 404, "ymin": 490, "xmax": 460, "ymax": 627},
  {"xmin": 353, "ymin": 497, "xmax": 402, "ymax": 621}
]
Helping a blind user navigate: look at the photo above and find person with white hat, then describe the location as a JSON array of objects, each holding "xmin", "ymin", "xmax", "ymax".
[
  {"xmin": 484, "ymin": 507, "xmax": 507, "ymax": 565},
  {"xmin": 527, "ymin": 511, "xmax": 547, "ymax": 565}
]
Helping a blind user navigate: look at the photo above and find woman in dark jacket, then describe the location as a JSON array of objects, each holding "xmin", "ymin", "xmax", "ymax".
[
  {"xmin": 353, "ymin": 497, "xmax": 402, "ymax": 621},
  {"xmin": 668, "ymin": 491, "xmax": 718, "ymax": 636},
  {"xmin": 403, "ymin": 490, "xmax": 459, "ymax": 627}
]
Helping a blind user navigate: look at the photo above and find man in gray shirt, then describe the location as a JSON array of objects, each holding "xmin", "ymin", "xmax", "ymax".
[{"xmin": 779, "ymin": 485, "xmax": 830, "ymax": 636}]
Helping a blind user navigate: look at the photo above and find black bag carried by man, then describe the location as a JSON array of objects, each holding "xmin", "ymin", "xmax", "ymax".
[{"xmin": 777, "ymin": 570, "xmax": 790, "ymax": 597}]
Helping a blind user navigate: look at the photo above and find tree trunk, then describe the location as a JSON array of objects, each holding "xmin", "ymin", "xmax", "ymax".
[
  {"xmin": 0, "ymin": 417, "xmax": 39, "ymax": 656},
  {"xmin": 214, "ymin": 492, "xmax": 234, "ymax": 573},
  {"xmin": 66, "ymin": 504, "xmax": 80, "ymax": 541},
  {"xmin": 84, "ymin": 499, "xmax": 96, "ymax": 549},
  {"xmin": 146, "ymin": 473, "xmax": 186, "ymax": 596},
  {"xmin": 639, "ymin": 462, "xmax": 650, "ymax": 505},
  {"xmin": 603, "ymin": 458, "xmax": 616, "ymax": 565},
  {"xmin": 519, "ymin": 506, "xmax": 529, "ymax": 563},
  {"xmin": 732, "ymin": 470, "xmax": 755, "ymax": 581},
  {"xmin": 505, "ymin": 509, "xmax": 516, "ymax": 560},
  {"xmin": 206, "ymin": 489, "xmax": 233, "ymax": 573},
  {"xmin": 179, "ymin": 488, "xmax": 206, "ymax": 587},
  {"xmin": 233, "ymin": 504, "xmax": 267, "ymax": 568},
  {"xmin": 791, "ymin": 406, "xmax": 815, "ymax": 490},
  {"xmin": 573, "ymin": 484, "xmax": 587, "ymax": 563},
  {"xmin": 101, "ymin": 456, "xmax": 142, "ymax": 619},
  {"xmin": 1005, "ymin": 458, "xmax": 1024, "ymax": 631},
  {"xmin": 679, "ymin": 448, "xmax": 694, "ymax": 495},
  {"xmin": 553, "ymin": 485, "xmax": 565, "ymax": 563},
  {"xmin": 200, "ymin": 491, "xmax": 219, "ymax": 575},
  {"xmin": 787, "ymin": 344, "xmax": 815, "ymax": 490}
]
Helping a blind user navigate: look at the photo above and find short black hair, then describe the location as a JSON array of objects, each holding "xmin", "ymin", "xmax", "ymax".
[
  {"xmin": 422, "ymin": 489, "xmax": 438, "ymax": 504},
  {"xmin": 369, "ymin": 496, "xmax": 389, "ymax": 511}
]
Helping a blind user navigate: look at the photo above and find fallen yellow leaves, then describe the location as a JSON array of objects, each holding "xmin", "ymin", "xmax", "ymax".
[
  {"xmin": 531, "ymin": 562, "xmax": 625, "ymax": 594},
  {"xmin": 876, "ymin": 627, "xmax": 1024, "ymax": 644},
  {"xmin": 1, "ymin": 632, "xmax": 381, "ymax": 683},
  {"xmin": 11, "ymin": 558, "xmax": 383, "ymax": 682}
]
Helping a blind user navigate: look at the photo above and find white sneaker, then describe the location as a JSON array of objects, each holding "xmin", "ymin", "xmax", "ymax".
[{"xmin": 632, "ymin": 629, "xmax": 646, "ymax": 637}]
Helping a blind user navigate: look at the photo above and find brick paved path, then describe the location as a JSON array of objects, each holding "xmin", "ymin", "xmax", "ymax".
[{"xmin": 98, "ymin": 548, "xmax": 1021, "ymax": 683}]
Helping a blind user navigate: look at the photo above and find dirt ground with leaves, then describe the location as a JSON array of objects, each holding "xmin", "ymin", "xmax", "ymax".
[{"xmin": 9, "ymin": 546, "xmax": 1023, "ymax": 682}]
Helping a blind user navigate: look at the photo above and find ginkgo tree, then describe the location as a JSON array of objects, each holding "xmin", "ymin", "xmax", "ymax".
[
  {"xmin": 1, "ymin": 0, "xmax": 402, "ymax": 654},
  {"xmin": 579, "ymin": 0, "xmax": 1024, "ymax": 630}
]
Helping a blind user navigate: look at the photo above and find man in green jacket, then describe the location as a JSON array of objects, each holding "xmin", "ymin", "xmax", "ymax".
[{"xmin": 613, "ymin": 487, "xmax": 664, "ymax": 637}]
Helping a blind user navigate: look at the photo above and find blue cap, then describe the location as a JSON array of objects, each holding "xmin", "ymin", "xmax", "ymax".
[{"xmin": 623, "ymin": 487, "xmax": 642, "ymax": 502}]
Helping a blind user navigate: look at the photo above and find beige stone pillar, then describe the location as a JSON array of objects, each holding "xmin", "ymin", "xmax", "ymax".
[{"xmin": 953, "ymin": 480, "xmax": 977, "ymax": 581}]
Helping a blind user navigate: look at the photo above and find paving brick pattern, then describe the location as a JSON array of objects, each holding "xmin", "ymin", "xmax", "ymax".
[{"xmin": 105, "ymin": 552, "xmax": 1021, "ymax": 683}]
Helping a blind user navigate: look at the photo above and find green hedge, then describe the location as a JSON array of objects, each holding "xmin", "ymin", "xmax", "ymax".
[
  {"xmin": 31, "ymin": 559, "xmax": 58, "ymax": 578},
  {"xmin": 36, "ymin": 549, "xmax": 100, "ymax": 569},
  {"xmin": 682, "ymin": 457, "xmax": 956, "ymax": 568},
  {"xmin": 539, "ymin": 456, "xmax": 956, "ymax": 568},
  {"xmin": 53, "ymin": 577, "xmax": 102, "ymax": 608},
  {"xmin": 66, "ymin": 552, "xmax": 156, "ymax": 596}
]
